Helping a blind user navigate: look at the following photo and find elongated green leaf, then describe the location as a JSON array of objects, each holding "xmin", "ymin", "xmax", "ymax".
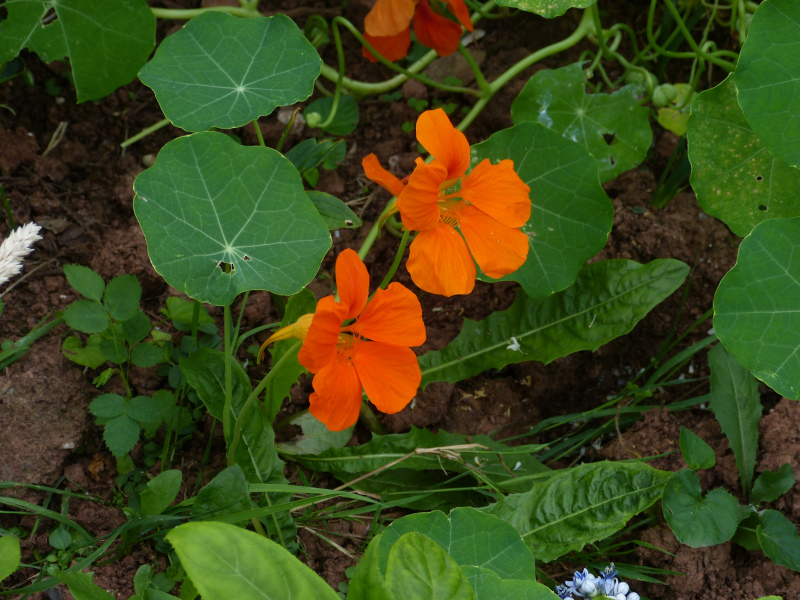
[
  {"xmin": 679, "ymin": 427, "xmax": 716, "ymax": 471},
  {"xmin": 0, "ymin": 536, "xmax": 20, "ymax": 582},
  {"xmin": 139, "ymin": 470, "xmax": 182, "ymax": 516},
  {"xmin": 707, "ymin": 344, "xmax": 762, "ymax": 495},
  {"xmin": 495, "ymin": 0, "xmax": 597, "ymax": 18},
  {"xmin": 757, "ymin": 510, "xmax": 800, "ymax": 572},
  {"xmin": 166, "ymin": 522, "xmax": 340, "ymax": 600},
  {"xmin": 307, "ymin": 191, "xmax": 362, "ymax": 230},
  {"xmin": 735, "ymin": 0, "xmax": 800, "ymax": 169},
  {"xmin": 751, "ymin": 464, "xmax": 796, "ymax": 505},
  {"xmin": 386, "ymin": 533, "xmax": 476, "ymax": 600},
  {"xmin": 1, "ymin": 0, "xmax": 155, "ymax": 101},
  {"xmin": 714, "ymin": 217, "xmax": 800, "ymax": 399},
  {"xmin": 471, "ymin": 121, "xmax": 613, "ymax": 297},
  {"xmin": 57, "ymin": 571, "xmax": 116, "ymax": 600},
  {"xmin": 512, "ymin": 63, "xmax": 651, "ymax": 182},
  {"xmin": 461, "ymin": 567, "xmax": 560, "ymax": 600},
  {"xmin": 139, "ymin": 12, "xmax": 321, "ymax": 132},
  {"xmin": 191, "ymin": 465, "xmax": 255, "ymax": 525},
  {"xmin": 133, "ymin": 132, "xmax": 330, "ymax": 305},
  {"xmin": 662, "ymin": 469, "xmax": 740, "ymax": 548},
  {"xmin": 687, "ymin": 75, "xmax": 800, "ymax": 236},
  {"xmin": 378, "ymin": 508, "xmax": 535, "ymax": 582},
  {"xmin": 482, "ymin": 461, "xmax": 673, "ymax": 562},
  {"xmin": 420, "ymin": 259, "xmax": 688, "ymax": 389}
]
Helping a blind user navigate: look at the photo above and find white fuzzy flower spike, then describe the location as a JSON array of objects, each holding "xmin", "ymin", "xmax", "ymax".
[{"xmin": 0, "ymin": 222, "xmax": 42, "ymax": 287}]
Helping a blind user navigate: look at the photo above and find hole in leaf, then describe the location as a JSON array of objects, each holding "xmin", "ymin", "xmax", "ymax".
[
  {"xmin": 755, "ymin": 175, "xmax": 763, "ymax": 181},
  {"xmin": 603, "ymin": 133, "xmax": 617, "ymax": 146},
  {"xmin": 608, "ymin": 155, "xmax": 616, "ymax": 166},
  {"xmin": 41, "ymin": 6, "xmax": 57, "ymax": 25},
  {"xmin": 218, "ymin": 261, "xmax": 235, "ymax": 273},
  {"xmin": 243, "ymin": 255, "xmax": 251, "ymax": 261},
  {"xmin": 758, "ymin": 204, "xmax": 768, "ymax": 211},
  {"xmin": 344, "ymin": 219, "xmax": 354, "ymax": 227}
]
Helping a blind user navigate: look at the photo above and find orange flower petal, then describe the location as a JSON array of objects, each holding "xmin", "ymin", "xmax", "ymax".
[
  {"xmin": 362, "ymin": 28, "xmax": 412, "ymax": 63},
  {"xmin": 346, "ymin": 282, "xmax": 426, "ymax": 347},
  {"xmin": 364, "ymin": 0, "xmax": 416, "ymax": 36},
  {"xmin": 362, "ymin": 153, "xmax": 406, "ymax": 197},
  {"xmin": 298, "ymin": 296, "xmax": 348, "ymax": 374},
  {"xmin": 308, "ymin": 358, "xmax": 364, "ymax": 431},
  {"xmin": 459, "ymin": 205, "xmax": 529, "ymax": 279},
  {"xmin": 335, "ymin": 249, "xmax": 369, "ymax": 320},
  {"xmin": 407, "ymin": 223, "xmax": 476, "ymax": 296},
  {"xmin": 353, "ymin": 341, "xmax": 421, "ymax": 414},
  {"xmin": 414, "ymin": 0, "xmax": 464, "ymax": 57},
  {"xmin": 397, "ymin": 158, "xmax": 446, "ymax": 231},
  {"xmin": 462, "ymin": 159, "xmax": 531, "ymax": 228},
  {"xmin": 415, "ymin": 108, "xmax": 470, "ymax": 179},
  {"xmin": 445, "ymin": 0, "xmax": 474, "ymax": 31}
]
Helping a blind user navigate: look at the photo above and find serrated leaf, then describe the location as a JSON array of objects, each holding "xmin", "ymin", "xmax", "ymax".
[
  {"xmin": 419, "ymin": 259, "xmax": 688, "ymax": 389},
  {"xmin": 662, "ymin": 469, "xmax": 739, "ymax": 548},
  {"xmin": 64, "ymin": 300, "xmax": 109, "ymax": 334},
  {"xmin": 714, "ymin": 217, "xmax": 800, "ymax": 399},
  {"xmin": 139, "ymin": 12, "xmax": 321, "ymax": 132},
  {"xmin": 139, "ymin": 470, "xmax": 182, "ymax": 516},
  {"xmin": 166, "ymin": 522, "xmax": 339, "ymax": 600},
  {"xmin": 89, "ymin": 393, "xmax": 127, "ymax": 419},
  {"xmin": 131, "ymin": 343, "xmax": 165, "ymax": 368},
  {"xmin": 512, "ymin": 63, "xmax": 651, "ymax": 182},
  {"xmin": 386, "ymin": 533, "xmax": 476, "ymax": 600},
  {"xmin": 276, "ymin": 412, "xmax": 353, "ymax": 455},
  {"xmin": 304, "ymin": 95, "xmax": 359, "ymax": 136},
  {"xmin": 707, "ymin": 344, "xmax": 762, "ymax": 495},
  {"xmin": 757, "ymin": 509, "xmax": 800, "ymax": 572},
  {"xmin": 483, "ymin": 461, "xmax": 672, "ymax": 562},
  {"xmin": 495, "ymin": 0, "xmax": 597, "ymax": 18},
  {"xmin": 735, "ymin": 0, "xmax": 800, "ymax": 169},
  {"xmin": 687, "ymin": 75, "xmax": 800, "ymax": 236},
  {"xmin": 377, "ymin": 508, "xmax": 535, "ymax": 582},
  {"xmin": 133, "ymin": 132, "xmax": 331, "ymax": 306},
  {"xmin": 57, "ymin": 570, "xmax": 116, "ymax": 600},
  {"xmin": 307, "ymin": 191, "xmax": 362, "ymax": 230},
  {"xmin": 471, "ymin": 122, "xmax": 612, "ymax": 296},
  {"xmin": 103, "ymin": 274, "xmax": 141, "ymax": 321},
  {"xmin": 103, "ymin": 414, "xmax": 141, "ymax": 458},
  {"xmin": 751, "ymin": 464, "xmax": 796, "ymax": 505},
  {"xmin": 1, "ymin": 0, "xmax": 155, "ymax": 101},
  {"xmin": 679, "ymin": 427, "xmax": 716, "ymax": 471},
  {"xmin": 121, "ymin": 311, "xmax": 152, "ymax": 345},
  {"xmin": 62, "ymin": 334, "xmax": 106, "ymax": 369},
  {"xmin": 191, "ymin": 465, "xmax": 255, "ymax": 525},
  {"xmin": 0, "ymin": 535, "xmax": 21, "ymax": 582},
  {"xmin": 127, "ymin": 395, "xmax": 165, "ymax": 423},
  {"xmin": 64, "ymin": 265, "xmax": 105, "ymax": 302},
  {"xmin": 99, "ymin": 335, "xmax": 127, "ymax": 365}
]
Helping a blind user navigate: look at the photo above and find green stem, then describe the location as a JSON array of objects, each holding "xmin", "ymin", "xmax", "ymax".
[
  {"xmin": 120, "ymin": 118, "xmax": 171, "ymax": 148},
  {"xmin": 314, "ymin": 17, "xmax": 347, "ymax": 130},
  {"xmin": 0, "ymin": 184, "xmax": 15, "ymax": 229},
  {"xmin": 359, "ymin": 399, "xmax": 387, "ymax": 435},
  {"xmin": 252, "ymin": 120, "xmax": 265, "ymax": 148},
  {"xmin": 458, "ymin": 43, "xmax": 490, "ymax": 93},
  {"xmin": 227, "ymin": 341, "xmax": 303, "ymax": 465},
  {"xmin": 223, "ymin": 305, "xmax": 234, "ymax": 453},
  {"xmin": 150, "ymin": 5, "xmax": 260, "ymax": 19},
  {"xmin": 378, "ymin": 229, "xmax": 411, "ymax": 290}
]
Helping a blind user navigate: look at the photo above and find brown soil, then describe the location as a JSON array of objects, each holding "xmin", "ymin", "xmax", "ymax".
[{"xmin": 1, "ymin": 1, "xmax": 798, "ymax": 600}]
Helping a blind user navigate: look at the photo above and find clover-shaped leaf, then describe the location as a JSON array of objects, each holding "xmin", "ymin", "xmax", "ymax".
[
  {"xmin": 139, "ymin": 12, "xmax": 322, "ymax": 132},
  {"xmin": 133, "ymin": 132, "xmax": 331, "ymax": 305}
]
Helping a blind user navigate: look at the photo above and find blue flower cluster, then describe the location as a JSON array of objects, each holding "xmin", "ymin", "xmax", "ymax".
[{"xmin": 555, "ymin": 564, "xmax": 640, "ymax": 600}]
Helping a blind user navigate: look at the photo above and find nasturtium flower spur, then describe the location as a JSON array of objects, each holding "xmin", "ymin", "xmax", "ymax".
[
  {"xmin": 362, "ymin": 0, "xmax": 474, "ymax": 62},
  {"xmin": 260, "ymin": 249, "xmax": 426, "ymax": 432},
  {"xmin": 395, "ymin": 108, "xmax": 531, "ymax": 297}
]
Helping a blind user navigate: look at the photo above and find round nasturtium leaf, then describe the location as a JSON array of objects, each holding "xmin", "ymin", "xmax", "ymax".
[
  {"xmin": 471, "ymin": 121, "xmax": 613, "ymax": 298},
  {"xmin": 133, "ymin": 132, "xmax": 331, "ymax": 306},
  {"xmin": 687, "ymin": 75, "xmax": 800, "ymax": 237},
  {"xmin": 735, "ymin": 0, "xmax": 800, "ymax": 169},
  {"xmin": 714, "ymin": 217, "xmax": 800, "ymax": 400},
  {"xmin": 512, "ymin": 63, "xmax": 652, "ymax": 182},
  {"xmin": 138, "ymin": 12, "xmax": 322, "ymax": 132},
  {"xmin": 495, "ymin": 0, "xmax": 598, "ymax": 18}
]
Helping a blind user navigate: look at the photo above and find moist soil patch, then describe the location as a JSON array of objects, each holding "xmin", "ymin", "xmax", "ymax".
[{"xmin": 1, "ymin": 2, "xmax": 798, "ymax": 600}]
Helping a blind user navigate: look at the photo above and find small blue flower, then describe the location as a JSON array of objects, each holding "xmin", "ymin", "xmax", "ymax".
[{"xmin": 554, "ymin": 564, "xmax": 639, "ymax": 600}]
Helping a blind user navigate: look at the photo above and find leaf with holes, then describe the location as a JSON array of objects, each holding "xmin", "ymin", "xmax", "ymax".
[
  {"xmin": 139, "ymin": 12, "xmax": 321, "ymax": 132},
  {"xmin": 735, "ymin": 0, "xmax": 800, "ymax": 169},
  {"xmin": 713, "ymin": 217, "xmax": 800, "ymax": 400},
  {"xmin": 0, "ymin": 0, "xmax": 155, "ymax": 102},
  {"xmin": 472, "ymin": 122, "xmax": 612, "ymax": 297},
  {"xmin": 687, "ymin": 75, "xmax": 800, "ymax": 236},
  {"xmin": 133, "ymin": 132, "xmax": 330, "ymax": 305},
  {"xmin": 494, "ymin": 0, "xmax": 598, "ymax": 18},
  {"xmin": 512, "ymin": 63, "xmax": 651, "ymax": 182}
]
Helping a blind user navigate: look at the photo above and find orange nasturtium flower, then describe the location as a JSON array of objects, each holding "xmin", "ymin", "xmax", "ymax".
[
  {"xmin": 363, "ymin": 0, "xmax": 474, "ymax": 62},
  {"xmin": 363, "ymin": 108, "xmax": 532, "ymax": 297},
  {"xmin": 259, "ymin": 249, "xmax": 426, "ymax": 432}
]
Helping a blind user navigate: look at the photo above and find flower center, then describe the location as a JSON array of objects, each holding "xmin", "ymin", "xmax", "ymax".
[{"xmin": 437, "ymin": 177, "xmax": 467, "ymax": 227}]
